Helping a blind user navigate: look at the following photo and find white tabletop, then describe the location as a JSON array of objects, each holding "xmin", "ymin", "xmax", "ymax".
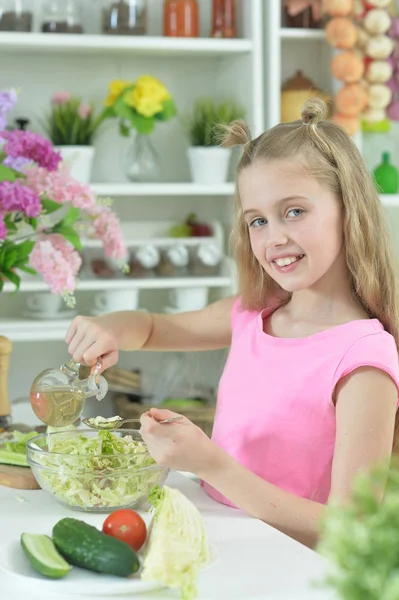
[{"xmin": 0, "ymin": 472, "xmax": 337, "ymax": 600}]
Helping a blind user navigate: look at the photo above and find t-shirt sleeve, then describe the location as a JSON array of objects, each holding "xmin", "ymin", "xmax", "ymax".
[
  {"xmin": 231, "ymin": 296, "xmax": 258, "ymax": 335},
  {"xmin": 332, "ymin": 332, "xmax": 399, "ymax": 396}
]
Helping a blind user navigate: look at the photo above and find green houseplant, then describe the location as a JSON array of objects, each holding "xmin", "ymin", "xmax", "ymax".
[
  {"xmin": 43, "ymin": 92, "xmax": 103, "ymax": 184},
  {"xmin": 183, "ymin": 98, "xmax": 245, "ymax": 185},
  {"xmin": 319, "ymin": 460, "xmax": 399, "ymax": 599}
]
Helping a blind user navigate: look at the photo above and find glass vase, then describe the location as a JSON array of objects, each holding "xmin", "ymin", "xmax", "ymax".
[{"xmin": 124, "ymin": 133, "xmax": 161, "ymax": 182}]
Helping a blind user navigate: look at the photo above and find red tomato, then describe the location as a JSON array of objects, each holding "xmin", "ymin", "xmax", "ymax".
[{"xmin": 102, "ymin": 509, "xmax": 147, "ymax": 551}]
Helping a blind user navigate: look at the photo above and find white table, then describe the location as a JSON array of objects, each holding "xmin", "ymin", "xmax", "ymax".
[{"xmin": 0, "ymin": 472, "xmax": 338, "ymax": 600}]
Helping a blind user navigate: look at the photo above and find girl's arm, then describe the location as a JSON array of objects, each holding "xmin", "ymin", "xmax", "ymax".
[
  {"xmin": 66, "ymin": 295, "xmax": 236, "ymax": 368},
  {"xmin": 140, "ymin": 367, "xmax": 397, "ymax": 549}
]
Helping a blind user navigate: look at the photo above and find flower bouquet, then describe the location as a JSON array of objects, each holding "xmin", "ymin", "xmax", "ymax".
[
  {"xmin": 100, "ymin": 75, "xmax": 176, "ymax": 182},
  {"xmin": 102, "ymin": 75, "xmax": 176, "ymax": 136},
  {"xmin": 0, "ymin": 88, "xmax": 127, "ymax": 307}
]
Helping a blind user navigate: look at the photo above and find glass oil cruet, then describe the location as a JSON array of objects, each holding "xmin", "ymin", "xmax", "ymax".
[{"xmin": 30, "ymin": 359, "xmax": 108, "ymax": 427}]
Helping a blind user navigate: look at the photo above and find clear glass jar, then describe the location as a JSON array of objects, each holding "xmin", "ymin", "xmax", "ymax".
[
  {"xmin": 102, "ymin": 0, "xmax": 147, "ymax": 36},
  {"xmin": 0, "ymin": 0, "xmax": 32, "ymax": 32},
  {"xmin": 41, "ymin": 0, "xmax": 84, "ymax": 34}
]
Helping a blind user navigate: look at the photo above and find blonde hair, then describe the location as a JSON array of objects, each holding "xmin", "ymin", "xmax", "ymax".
[{"xmin": 223, "ymin": 98, "xmax": 399, "ymax": 447}]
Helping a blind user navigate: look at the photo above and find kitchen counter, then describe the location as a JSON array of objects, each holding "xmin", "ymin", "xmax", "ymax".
[{"xmin": 0, "ymin": 472, "xmax": 338, "ymax": 600}]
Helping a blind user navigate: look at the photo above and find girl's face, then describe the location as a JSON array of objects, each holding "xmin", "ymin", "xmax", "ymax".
[{"xmin": 238, "ymin": 159, "xmax": 346, "ymax": 293}]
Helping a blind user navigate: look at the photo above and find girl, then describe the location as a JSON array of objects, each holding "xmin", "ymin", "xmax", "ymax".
[{"xmin": 65, "ymin": 98, "xmax": 399, "ymax": 549}]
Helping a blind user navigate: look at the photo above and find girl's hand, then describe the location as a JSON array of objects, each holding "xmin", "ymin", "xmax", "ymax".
[
  {"xmin": 65, "ymin": 315, "xmax": 119, "ymax": 371},
  {"xmin": 140, "ymin": 407, "xmax": 214, "ymax": 474}
]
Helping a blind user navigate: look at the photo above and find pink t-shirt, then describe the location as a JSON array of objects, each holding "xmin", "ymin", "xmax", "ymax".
[{"xmin": 202, "ymin": 298, "xmax": 399, "ymax": 507}]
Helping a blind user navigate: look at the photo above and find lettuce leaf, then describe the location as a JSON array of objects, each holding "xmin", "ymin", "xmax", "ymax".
[{"xmin": 141, "ymin": 485, "xmax": 209, "ymax": 600}]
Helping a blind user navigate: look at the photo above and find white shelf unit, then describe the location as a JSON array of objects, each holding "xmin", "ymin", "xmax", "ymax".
[
  {"xmin": 91, "ymin": 182, "xmax": 236, "ymax": 197},
  {"xmin": 2, "ymin": 1, "xmax": 263, "ymax": 399},
  {"xmin": 0, "ymin": 32, "xmax": 253, "ymax": 56}
]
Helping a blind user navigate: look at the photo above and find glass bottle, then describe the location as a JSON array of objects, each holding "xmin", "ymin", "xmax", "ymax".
[
  {"xmin": 124, "ymin": 133, "xmax": 161, "ymax": 182},
  {"xmin": 163, "ymin": 0, "xmax": 199, "ymax": 38},
  {"xmin": 211, "ymin": 0, "xmax": 236, "ymax": 38},
  {"xmin": 30, "ymin": 359, "xmax": 108, "ymax": 427},
  {"xmin": 0, "ymin": 0, "xmax": 32, "ymax": 32},
  {"xmin": 41, "ymin": 0, "xmax": 84, "ymax": 34},
  {"xmin": 102, "ymin": 0, "xmax": 147, "ymax": 36}
]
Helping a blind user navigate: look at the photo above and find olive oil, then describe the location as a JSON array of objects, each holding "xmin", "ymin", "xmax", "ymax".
[{"xmin": 30, "ymin": 385, "xmax": 85, "ymax": 427}]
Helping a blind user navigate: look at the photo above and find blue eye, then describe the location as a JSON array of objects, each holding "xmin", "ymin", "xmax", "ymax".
[
  {"xmin": 286, "ymin": 209, "xmax": 303, "ymax": 218},
  {"xmin": 250, "ymin": 217, "xmax": 267, "ymax": 228}
]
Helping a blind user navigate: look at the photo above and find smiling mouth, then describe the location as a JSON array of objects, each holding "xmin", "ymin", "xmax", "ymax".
[{"xmin": 273, "ymin": 254, "xmax": 305, "ymax": 267}]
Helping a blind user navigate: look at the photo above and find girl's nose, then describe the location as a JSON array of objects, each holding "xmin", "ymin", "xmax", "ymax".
[{"xmin": 265, "ymin": 223, "xmax": 289, "ymax": 248}]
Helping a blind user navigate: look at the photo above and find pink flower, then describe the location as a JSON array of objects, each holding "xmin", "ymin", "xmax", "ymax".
[
  {"xmin": 29, "ymin": 236, "xmax": 82, "ymax": 295},
  {"xmin": 49, "ymin": 234, "xmax": 82, "ymax": 275},
  {"xmin": 52, "ymin": 92, "xmax": 71, "ymax": 105},
  {"xmin": 25, "ymin": 165, "xmax": 96, "ymax": 210},
  {"xmin": 78, "ymin": 104, "xmax": 92, "ymax": 119},
  {"xmin": 88, "ymin": 205, "xmax": 127, "ymax": 261},
  {"xmin": 2, "ymin": 130, "xmax": 61, "ymax": 172},
  {"xmin": 0, "ymin": 180, "xmax": 41, "ymax": 217},
  {"xmin": 0, "ymin": 214, "xmax": 7, "ymax": 240}
]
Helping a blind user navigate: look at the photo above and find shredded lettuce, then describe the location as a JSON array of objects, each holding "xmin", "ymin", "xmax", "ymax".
[
  {"xmin": 3, "ymin": 431, "xmax": 39, "ymax": 454},
  {"xmin": 141, "ymin": 485, "xmax": 209, "ymax": 600},
  {"xmin": 31, "ymin": 430, "xmax": 165, "ymax": 510}
]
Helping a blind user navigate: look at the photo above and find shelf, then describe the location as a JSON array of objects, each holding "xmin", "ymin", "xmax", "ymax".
[
  {"xmin": 280, "ymin": 28, "xmax": 326, "ymax": 40},
  {"xmin": 0, "ymin": 32, "xmax": 253, "ymax": 57},
  {"xmin": 381, "ymin": 195, "xmax": 399, "ymax": 207},
  {"xmin": 3, "ymin": 273, "xmax": 234, "ymax": 293},
  {"xmin": 91, "ymin": 182, "xmax": 236, "ymax": 197},
  {"xmin": 0, "ymin": 319, "xmax": 72, "ymax": 342}
]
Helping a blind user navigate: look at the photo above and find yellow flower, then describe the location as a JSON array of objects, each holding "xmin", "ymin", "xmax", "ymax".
[
  {"xmin": 124, "ymin": 75, "xmax": 171, "ymax": 118},
  {"xmin": 104, "ymin": 80, "xmax": 131, "ymax": 107}
]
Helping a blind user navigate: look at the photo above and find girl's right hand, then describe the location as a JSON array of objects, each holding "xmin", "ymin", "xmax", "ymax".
[{"xmin": 65, "ymin": 315, "xmax": 119, "ymax": 371}]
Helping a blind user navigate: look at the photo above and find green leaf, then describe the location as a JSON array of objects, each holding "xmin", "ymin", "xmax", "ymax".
[
  {"xmin": 4, "ymin": 249, "xmax": 18, "ymax": 270},
  {"xmin": 18, "ymin": 265, "xmax": 36, "ymax": 275},
  {"xmin": 61, "ymin": 207, "xmax": 80, "ymax": 227},
  {"xmin": 2, "ymin": 269, "xmax": 20, "ymax": 291},
  {"xmin": 16, "ymin": 240, "xmax": 35, "ymax": 261},
  {"xmin": 41, "ymin": 197, "xmax": 62, "ymax": 215},
  {"xmin": 130, "ymin": 112, "xmax": 155, "ymax": 135},
  {"xmin": 119, "ymin": 122, "xmax": 130, "ymax": 137},
  {"xmin": 0, "ymin": 150, "xmax": 7, "ymax": 162},
  {"xmin": 53, "ymin": 226, "xmax": 82, "ymax": 251},
  {"xmin": 0, "ymin": 164, "xmax": 18, "ymax": 183},
  {"xmin": 0, "ymin": 278, "xmax": 3, "ymax": 292},
  {"xmin": 114, "ymin": 102, "xmax": 134, "ymax": 123},
  {"xmin": 28, "ymin": 217, "xmax": 38, "ymax": 230},
  {"xmin": 0, "ymin": 245, "xmax": 7, "ymax": 268},
  {"xmin": 155, "ymin": 98, "xmax": 177, "ymax": 122}
]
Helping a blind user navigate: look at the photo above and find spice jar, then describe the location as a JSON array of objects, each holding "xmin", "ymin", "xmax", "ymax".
[
  {"xmin": 0, "ymin": 0, "xmax": 32, "ymax": 32},
  {"xmin": 157, "ymin": 244, "xmax": 190, "ymax": 277},
  {"xmin": 211, "ymin": 0, "xmax": 236, "ymax": 38},
  {"xmin": 163, "ymin": 0, "xmax": 199, "ymax": 38},
  {"xmin": 103, "ymin": 0, "xmax": 147, "ymax": 36},
  {"xmin": 41, "ymin": 0, "xmax": 84, "ymax": 34},
  {"xmin": 281, "ymin": 70, "xmax": 331, "ymax": 123},
  {"xmin": 282, "ymin": 0, "xmax": 323, "ymax": 29}
]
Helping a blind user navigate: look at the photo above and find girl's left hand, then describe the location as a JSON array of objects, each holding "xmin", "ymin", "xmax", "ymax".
[{"xmin": 139, "ymin": 407, "xmax": 213, "ymax": 474}]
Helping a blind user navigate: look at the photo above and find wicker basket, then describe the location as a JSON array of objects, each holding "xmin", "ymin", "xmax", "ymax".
[{"xmin": 114, "ymin": 395, "xmax": 216, "ymax": 437}]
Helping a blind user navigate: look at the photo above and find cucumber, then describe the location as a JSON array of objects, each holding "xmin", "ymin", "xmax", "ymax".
[
  {"xmin": 0, "ymin": 450, "xmax": 28, "ymax": 467},
  {"xmin": 52, "ymin": 518, "xmax": 140, "ymax": 577},
  {"xmin": 21, "ymin": 533, "xmax": 71, "ymax": 579}
]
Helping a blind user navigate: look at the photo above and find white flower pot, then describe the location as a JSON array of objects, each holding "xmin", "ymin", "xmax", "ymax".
[
  {"xmin": 187, "ymin": 146, "xmax": 232, "ymax": 185},
  {"xmin": 56, "ymin": 145, "xmax": 95, "ymax": 184}
]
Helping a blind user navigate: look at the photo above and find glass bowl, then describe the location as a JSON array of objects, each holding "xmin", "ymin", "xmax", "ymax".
[{"xmin": 27, "ymin": 429, "xmax": 169, "ymax": 513}]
